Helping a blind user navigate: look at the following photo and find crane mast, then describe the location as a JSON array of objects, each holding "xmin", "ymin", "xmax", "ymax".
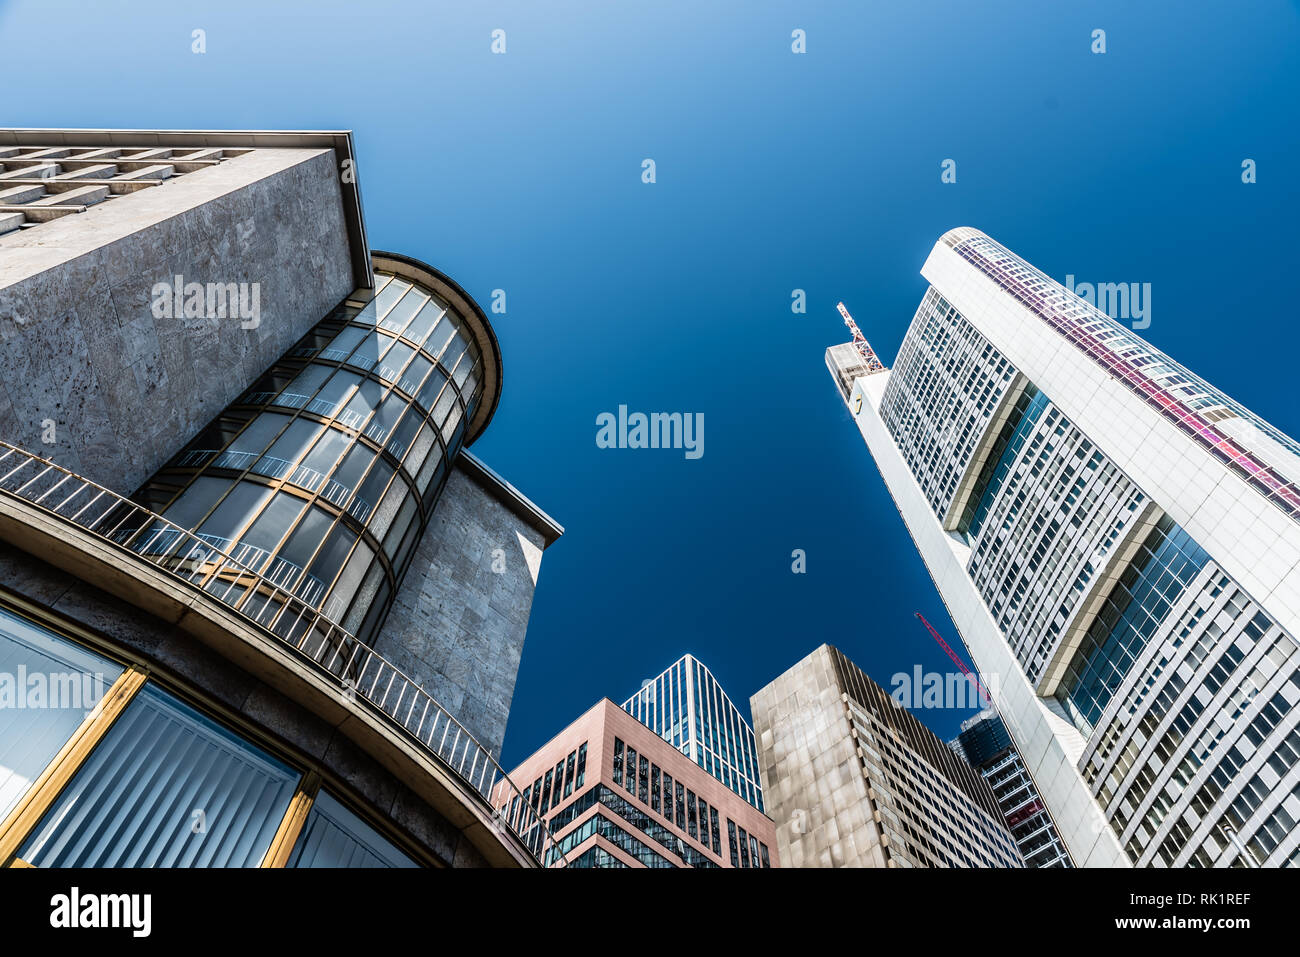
[{"xmin": 837, "ymin": 301, "xmax": 885, "ymax": 374}]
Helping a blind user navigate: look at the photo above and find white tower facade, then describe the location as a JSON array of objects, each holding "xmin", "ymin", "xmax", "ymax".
[{"xmin": 828, "ymin": 228, "xmax": 1300, "ymax": 867}]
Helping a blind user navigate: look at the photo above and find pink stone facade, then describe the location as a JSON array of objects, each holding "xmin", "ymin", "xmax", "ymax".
[{"xmin": 498, "ymin": 699, "xmax": 779, "ymax": 868}]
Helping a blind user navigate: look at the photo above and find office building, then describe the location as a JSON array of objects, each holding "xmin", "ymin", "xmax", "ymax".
[
  {"xmin": 827, "ymin": 226, "xmax": 1300, "ymax": 867},
  {"xmin": 621, "ymin": 653, "xmax": 765, "ymax": 812},
  {"xmin": 950, "ymin": 710, "xmax": 1072, "ymax": 867},
  {"xmin": 498, "ymin": 680, "xmax": 778, "ymax": 867},
  {"xmin": 751, "ymin": 644, "xmax": 1022, "ymax": 868},
  {"xmin": 0, "ymin": 128, "xmax": 564, "ymax": 867}
]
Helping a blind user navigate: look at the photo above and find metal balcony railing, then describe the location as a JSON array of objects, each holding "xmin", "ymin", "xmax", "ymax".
[{"xmin": 0, "ymin": 440, "xmax": 561, "ymax": 865}]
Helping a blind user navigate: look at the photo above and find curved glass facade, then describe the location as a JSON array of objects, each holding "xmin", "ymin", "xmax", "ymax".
[{"xmin": 133, "ymin": 269, "xmax": 486, "ymax": 645}]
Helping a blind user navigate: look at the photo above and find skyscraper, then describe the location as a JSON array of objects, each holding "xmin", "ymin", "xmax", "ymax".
[
  {"xmin": 496, "ymin": 695, "xmax": 778, "ymax": 868},
  {"xmin": 950, "ymin": 710, "xmax": 1072, "ymax": 868},
  {"xmin": 621, "ymin": 654, "xmax": 765, "ymax": 812},
  {"xmin": 751, "ymin": 644, "xmax": 1022, "ymax": 868},
  {"xmin": 0, "ymin": 128, "xmax": 564, "ymax": 868},
  {"xmin": 828, "ymin": 227, "xmax": 1300, "ymax": 867}
]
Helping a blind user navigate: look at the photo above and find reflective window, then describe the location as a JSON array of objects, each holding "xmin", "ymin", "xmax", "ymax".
[
  {"xmin": 20, "ymin": 683, "xmax": 298, "ymax": 867},
  {"xmin": 0, "ymin": 609, "xmax": 124, "ymax": 822},
  {"xmin": 1058, "ymin": 516, "xmax": 1210, "ymax": 733},
  {"xmin": 144, "ymin": 269, "xmax": 488, "ymax": 647}
]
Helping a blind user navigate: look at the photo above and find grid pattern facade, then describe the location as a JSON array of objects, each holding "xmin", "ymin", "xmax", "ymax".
[
  {"xmin": 1080, "ymin": 564, "xmax": 1300, "ymax": 866},
  {"xmin": 952, "ymin": 713, "xmax": 1072, "ymax": 867},
  {"xmin": 830, "ymin": 648, "xmax": 1021, "ymax": 868},
  {"xmin": 879, "ymin": 288, "xmax": 1017, "ymax": 518},
  {"xmin": 496, "ymin": 701, "xmax": 777, "ymax": 869},
  {"xmin": 133, "ymin": 270, "xmax": 485, "ymax": 646},
  {"xmin": 841, "ymin": 228, "xmax": 1300, "ymax": 867},
  {"xmin": 751, "ymin": 645, "xmax": 1020, "ymax": 868},
  {"xmin": 621, "ymin": 655, "xmax": 764, "ymax": 812},
  {"xmin": 964, "ymin": 390, "xmax": 1148, "ymax": 682},
  {"xmin": 1056, "ymin": 515, "xmax": 1211, "ymax": 733},
  {"xmin": 0, "ymin": 143, "xmax": 249, "ymax": 235},
  {"xmin": 944, "ymin": 228, "xmax": 1300, "ymax": 523}
]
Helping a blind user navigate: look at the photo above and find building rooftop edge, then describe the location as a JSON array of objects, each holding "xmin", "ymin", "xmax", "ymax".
[
  {"xmin": 0, "ymin": 127, "xmax": 372, "ymax": 290},
  {"xmin": 504, "ymin": 697, "xmax": 613, "ymax": 778},
  {"xmin": 456, "ymin": 449, "xmax": 565, "ymax": 547}
]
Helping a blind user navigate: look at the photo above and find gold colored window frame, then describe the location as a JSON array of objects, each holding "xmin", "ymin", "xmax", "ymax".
[{"xmin": 0, "ymin": 593, "xmax": 435, "ymax": 868}]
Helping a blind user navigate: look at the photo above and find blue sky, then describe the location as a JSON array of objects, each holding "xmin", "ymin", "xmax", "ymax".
[{"xmin": 4, "ymin": 1, "xmax": 1297, "ymax": 766}]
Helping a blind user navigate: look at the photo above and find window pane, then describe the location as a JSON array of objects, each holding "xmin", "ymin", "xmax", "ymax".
[
  {"xmin": 228, "ymin": 413, "xmax": 291, "ymax": 457},
  {"xmin": 19, "ymin": 683, "xmax": 298, "ymax": 867},
  {"xmin": 0, "ymin": 609, "xmax": 124, "ymax": 822},
  {"xmin": 286, "ymin": 791, "xmax": 416, "ymax": 868}
]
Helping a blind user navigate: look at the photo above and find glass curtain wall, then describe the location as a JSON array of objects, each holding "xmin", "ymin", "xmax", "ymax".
[{"xmin": 128, "ymin": 271, "xmax": 486, "ymax": 646}]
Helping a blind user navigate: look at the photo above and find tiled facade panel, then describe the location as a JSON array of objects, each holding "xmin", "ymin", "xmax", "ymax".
[
  {"xmin": 879, "ymin": 289, "xmax": 1017, "ymax": 519},
  {"xmin": 751, "ymin": 645, "xmax": 1020, "ymax": 868},
  {"xmin": 750, "ymin": 645, "xmax": 880, "ymax": 868},
  {"xmin": 499, "ymin": 700, "xmax": 777, "ymax": 868},
  {"xmin": 0, "ymin": 148, "xmax": 354, "ymax": 495},
  {"xmin": 373, "ymin": 465, "xmax": 546, "ymax": 758}
]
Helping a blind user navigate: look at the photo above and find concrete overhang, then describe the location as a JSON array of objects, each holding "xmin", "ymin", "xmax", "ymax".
[{"xmin": 0, "ymin": 127, "xmax": 373, "ymax": 289}]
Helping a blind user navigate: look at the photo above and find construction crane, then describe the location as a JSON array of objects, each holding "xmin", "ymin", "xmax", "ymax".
[
  {"xmin": 915, "ymin": 612, "xmax": 993, "ymax": 707},
  {"xmin": 837, "ymin": 301, "xmax": 885, "ymax": 374}
]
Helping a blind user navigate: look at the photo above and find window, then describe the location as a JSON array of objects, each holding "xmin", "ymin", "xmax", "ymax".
[
  {"xmin": 662, "ymin": 772, "xmax": 674, "ymax": 821},
  {"xmin": 0, "ymin": 608, "xmax": 124, "ymax": 822},
  {"xmin": 541, "ymin": 769, "xmax": 554, "ymax": 813},
  {"xmin": 624, "ymin": 746, "xmax": 638, "ymax": 795},
  {"xmin": 687, "ymin": 789, "xmax": 698, "ymax": 839},
  {"xmin": 710, "ymin": 807, "xmax": 721, "ymax": 855},
  {"xmin": 651, "ymin": 765, "xmax": 661, "ymax": 813},
  {"xmin": 287, "ymin": 791, "xmax": 416, "ymax": 868},
  {"xmin": 563, "ymin": 750, "xmax": 577, "ymax": 798},
  {"xmin": 612, "ymin": 738, "xmax": 624, "ymax": 786},
  {"xmin": 550, "ymin": 760, "xmax": 565, "ymax": 810},
  {"xmin": 738, "ymin": 825, "xmax": 751, "ymax": 867},
  {"xmin": 19, "ymin": 684, "xmax": 298, "ymax": 867},
  {"xmin": 728, "ymin": 820, "xmax": 740, "ymax": 867},
  {"xmin": 638, "ymin": 755, "xmax": 649, "ymax": 804},
  {"xmin": 675, "ymin": 783, "xmax": 686, "ymax": 830},
  {"xmin": 575, "ymin": 743, "xmax": 588, "ymax": 789}
]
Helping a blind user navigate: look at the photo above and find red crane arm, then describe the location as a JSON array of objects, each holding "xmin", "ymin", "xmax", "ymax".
[{"xmin": 915, "ymin": 612, "xmax": 992, "ymax": 706}]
